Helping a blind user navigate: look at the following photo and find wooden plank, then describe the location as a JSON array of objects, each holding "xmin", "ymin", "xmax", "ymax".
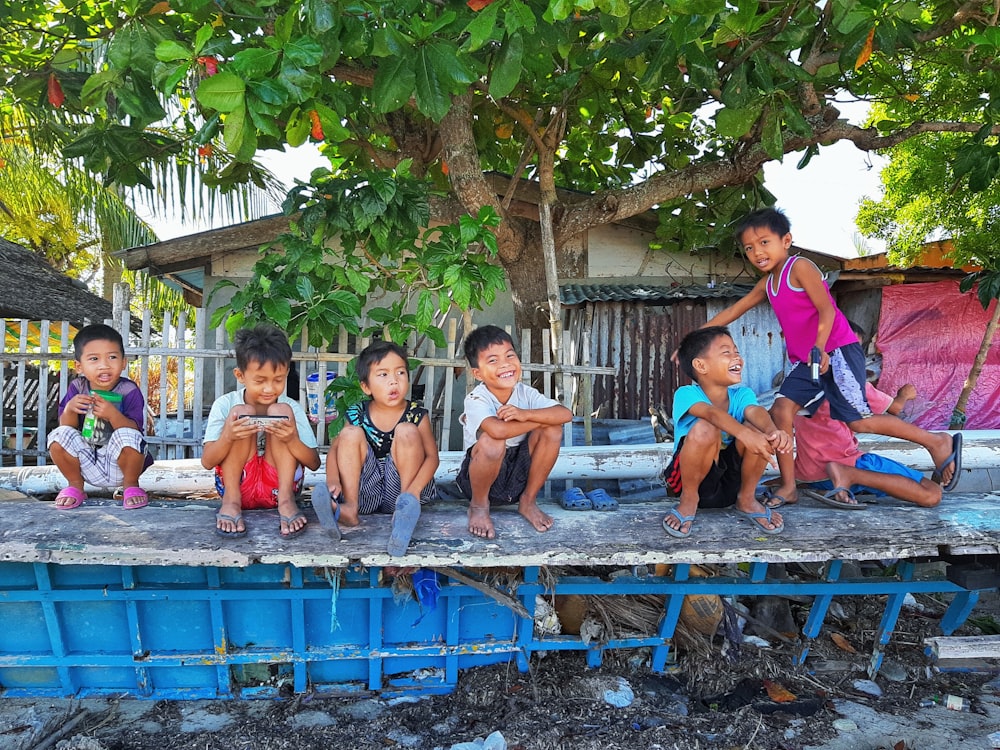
[
  {"xmin": 925, "ymin": 635, "xmax": 1000, "ymax": 660},
  {"xmin": 0, "ymin": 491, "xmax": 998, "ymax": 568}
]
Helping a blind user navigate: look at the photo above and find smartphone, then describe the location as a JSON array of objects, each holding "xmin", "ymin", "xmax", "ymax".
[{"xmin": 238, "ymin": 415, "xmax": 290, "ymax": 428}]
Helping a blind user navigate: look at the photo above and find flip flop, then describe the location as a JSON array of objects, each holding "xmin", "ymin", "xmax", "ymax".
[
  {"xmin": 560, "ymin": 486, "xmax": 593, "ymax": 510},
  {"xmin": 801, "ymin": 487, "xmax": 866, "ymax": 510},
  {"xmin": 215, "ymin": 512, "xmax": 247, "ymax": 539},
  {"xmin": 387, "ymin": 492, "xmax": 421, "ymax": 557},
  {"xmin": 932, "ymin": 432, "xmax": 963, "ymax": 492},
  {"xmin": 280, "ymin": 511, "xmax": 308, "ymax": 538},
  {"xmin": 734, "ymin": 506, "xmax": 784, "ymax": 535},
  {"xmin": 586, "ymin": 488, "xmax": 619, "ymax": 511},
  {"xmin": 311, "ymin": 484, "xmax": 342, "ymax": 541},
  {"xmin": 122, "ymin": 487, "xmax": 149, "ymax": 510},
  {"xmin": 662, "ymin": 507, "xmax": 695, "ymax": 538},
  {"xmin": 54, "ymin": 486, "xmax": 86, "ymax": 510},
  {"xmin": 757, "ymin": 487, "xmax": 790, "ymax": 509}
]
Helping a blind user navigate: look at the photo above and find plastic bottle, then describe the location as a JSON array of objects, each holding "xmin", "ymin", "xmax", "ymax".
[
  {"xmin": 809, "ymin": 347, "xmax": 821, "ymax": 383},
  {"xmin": 81, "ymin": 400, "xmax": 98, "ymax": 443}
]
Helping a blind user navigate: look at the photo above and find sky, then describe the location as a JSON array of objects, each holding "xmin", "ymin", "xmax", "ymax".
[{"xmin": 144, "ymin": 108, "xmax": 888, "ymax": 260}]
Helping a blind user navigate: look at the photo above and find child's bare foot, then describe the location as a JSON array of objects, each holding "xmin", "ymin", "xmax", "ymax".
[
  {"xmin": 762, "ymin": 483, "xmax": 797, "ymax": 508},
  {"xmin": 277, "ymin": 498, "xmax": 307, "ymax": 536},
  {"xmin": 663, "ymin": 498, "xmax": 698, "ymax": 536},
  {"xmin": 825, "ymin": 464, "xmax": 862, "ymax": 506},
  {"xmin": 734, "ymin": 497, "xmax": 783, "ymax": 532},
  {"xmin": 216, "ymin": 493, "xmax": 244, "ymax": 534},
  {"xmin": 927, "ymin": 432, "xmax": 960, "ymax": 488},
  {"xmin": 468, "ymin": 504, "xmax": 495, "ymax": 539},
  {"xmin": 518, "ymin": 497, "xmax": 553, "ymax": 532}
]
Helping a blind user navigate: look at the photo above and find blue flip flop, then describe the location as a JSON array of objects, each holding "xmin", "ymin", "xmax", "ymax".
[
  {"xmin": 662, "ymin": 507, "xmax": 695, "ymax": 538},
  {"xmin": 561, "ymin": 486, "xmax": 593, "ymax": 510},
  {"xmin": 734, "ymin": 506, "xmax": 784, "ymax": 535},
  {"xmin": 932, "ymin": 432, "xmax": 963, "ymax": 492},
  {"xmin": 387, "ymin": 492, "xmax": 421, "ymax": 557},
  {"xmin": 311, "ymin": 484, "xmax": 342, "ymax": 541},
  {"xmin": 586, "ymin": 488, "xmax": 619, "ymax": 511}
]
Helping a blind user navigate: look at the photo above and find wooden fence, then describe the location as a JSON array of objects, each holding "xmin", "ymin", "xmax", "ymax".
[{"xmin": 1, "ymin": 287, "xmax": 613, "ymax": 467}]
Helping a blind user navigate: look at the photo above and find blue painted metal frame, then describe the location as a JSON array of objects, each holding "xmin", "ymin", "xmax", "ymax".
[{"xmin": 0, "ymin": 559, "xmax": 991, "ymax": 699}]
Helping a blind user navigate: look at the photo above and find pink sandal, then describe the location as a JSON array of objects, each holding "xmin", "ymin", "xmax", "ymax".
[
  {"xmin": 54, "ymin": 486, "xmax": 87, "ymax": 510},
  {"xmin": 122, "ymin": 487, "xmax": 149, "ymax": 510}
]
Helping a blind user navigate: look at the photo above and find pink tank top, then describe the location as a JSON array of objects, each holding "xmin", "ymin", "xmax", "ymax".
[{"xmin": 766, "ymin": 256, "xmax": 856, "ymax": 364}]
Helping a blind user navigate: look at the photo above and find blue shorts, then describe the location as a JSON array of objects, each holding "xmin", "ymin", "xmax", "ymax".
[
  {"xmin": 778, "ymin": 342, "xmax": 871, "ymax": 424},
  {"xmin": 809, "ymin": 453, "xmax": 923, "ymax": 498}
]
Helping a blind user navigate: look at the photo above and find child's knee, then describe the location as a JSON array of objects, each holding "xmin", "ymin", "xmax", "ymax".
[
  {"xmin": 267, "ymin": 402, "xmax": 294, "ymax": 418},
  {"xmin": 686, "ymin": 419, "xmax": 720, "ymax": 446},
  {"xmin": 393, "ymin": 422, "xmax": 420, "ymax": 445},
  {"xmin": 471, "ymin": 435, "xmax": 506, "ymax": 463}
]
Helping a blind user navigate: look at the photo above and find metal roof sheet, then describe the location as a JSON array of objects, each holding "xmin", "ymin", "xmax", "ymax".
[{"xmin": 560, "ymin": 283, "xmax": 755, "ymax": 305}]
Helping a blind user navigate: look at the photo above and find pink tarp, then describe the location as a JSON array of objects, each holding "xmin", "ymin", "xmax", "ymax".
[{"xmin": 876, "ymin": 279, "xmax": 1000, "ymax": 429}]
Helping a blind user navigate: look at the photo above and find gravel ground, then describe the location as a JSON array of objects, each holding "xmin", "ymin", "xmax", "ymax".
[{"xmin": 4, "ymin": 584, "xmax": 1000, "ymax": 750}]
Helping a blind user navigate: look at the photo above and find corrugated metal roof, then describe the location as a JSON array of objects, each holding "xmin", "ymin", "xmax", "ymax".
[{"xmin": 560, "ymin": 283, "xmax": 755, "ymax": 305}]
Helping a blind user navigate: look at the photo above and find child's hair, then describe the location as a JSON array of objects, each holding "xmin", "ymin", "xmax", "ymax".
[
  {"xmin": 677, "ymin": 326, "xmax": 733, "ymax": 381},
  {"xmin": 73, "ymin": 323, "xmax": 124, "ymax": 360},
  {"xmin": 233, "ymin": 324, "xmax": 292, "ymax": 372},
  {"xmin": 356, "ymin": 340, "xmax": 409, "ymax": 384},
  {"xmin": 734, "ymin": 207, "xmax": 791, "ymax": 244},
  {"xmin": 463, "ymin": 325, "xmax": 515, "ymax": 368}
]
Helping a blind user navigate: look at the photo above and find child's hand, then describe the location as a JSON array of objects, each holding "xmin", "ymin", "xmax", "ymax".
[
  {"xmin": 222, "ymin": 413, "xmax": 260, "ymax": 442},
  {"xmin": 818, "ymin": 349, "xmax": 830, "ymax": 374},
  {"xmin": 496, "ymin": 404, "xmax": 527, "ymax": 422},
  {"xmin": 897, "ymin": 383, "xmax": 918, "ymax": 402},
  {"xmin": 669, "ymin": 348, "xmax": 680, "ymax": 366},
  {"xmin": 66, "ymin": 393, "xmax": 92, "ymax": 415},
  {"xmin": 327, "ymin": 481, "xmax": 343, "ymax": 501},
  {"xmin": 264, "ymin": 416, "xmax": 296, "ymax": 442},
  {"xmin": 767, "ymin": 429, "xmax": 793, "ymax": 454},
  {"xmin": 89, "ymin": 395, "xmax": 120, "ymax": 420},
  {"xmin": 743, "ymin": 429, "xmax": 778, "ymax": 468}
]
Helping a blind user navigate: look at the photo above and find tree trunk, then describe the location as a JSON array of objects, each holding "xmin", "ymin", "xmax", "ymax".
[
  {"xmin": 950, "ymin": 299, "xmax": 1000, "ymax": 429},
  {"xmin": 503, "ymin": 230, "xmax": 551, "ymax": 336}
]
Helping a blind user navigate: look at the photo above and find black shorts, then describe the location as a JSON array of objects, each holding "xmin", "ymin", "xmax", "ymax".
[
  {"xmin": 456, "ymin": 439, "xmax": 532, "ymax": 505},
  {"xmin": 663, "ymin": 438, "xmax": 741, "ymax": 509}
]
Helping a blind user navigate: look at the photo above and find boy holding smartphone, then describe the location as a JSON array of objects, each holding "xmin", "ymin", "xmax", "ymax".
[{"xmin": 202, "ymin": 325, "xmax": 321, "ymax": 539}]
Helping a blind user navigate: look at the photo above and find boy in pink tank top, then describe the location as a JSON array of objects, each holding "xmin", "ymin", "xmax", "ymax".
[{"xmin": 688, "ymin": 208, "xmax": 963, "ymax": 506}]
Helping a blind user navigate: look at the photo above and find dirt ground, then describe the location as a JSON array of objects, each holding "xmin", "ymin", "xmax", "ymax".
[{"xmin": 5, "ymin": 570, "xmax": 1000, "ymax": 750}]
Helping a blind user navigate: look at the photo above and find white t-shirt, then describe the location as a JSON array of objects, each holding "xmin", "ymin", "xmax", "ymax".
[
  {"xmin": 460, "ymin": 382, "xmax": 559, "ymax": 450},
  {"xmin": 203, "ymin": 389, "xmax": 318, "ymax": 448}
]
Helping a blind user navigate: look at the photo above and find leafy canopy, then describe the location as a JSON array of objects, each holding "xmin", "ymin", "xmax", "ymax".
[{"xmin": 8, "ymin": 0, "xmax": 1000, "ymax": 324}]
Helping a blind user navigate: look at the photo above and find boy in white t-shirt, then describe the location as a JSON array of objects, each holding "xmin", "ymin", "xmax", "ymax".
[
  {"xmin": 794, "ymin": 383, "xmax": 942, "ymax": 508},
  {"xmin": 457, "ymin": 325, "xmax": 572, "ymax": 539}
]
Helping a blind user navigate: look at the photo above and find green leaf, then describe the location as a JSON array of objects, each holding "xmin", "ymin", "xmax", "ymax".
[
  {"xmin": 414, "ymin": 48, "xmax": 451, "ymax": 122},
  {"xmin": 489, "ymin": 31, "xmax": 523, "ymax": 99},
  {"xmin": 193, "ymin": 24, "xmax": 214, "ymax": 55},
  {"xmin": 155, "ymin": 40, "xmax": 190, "ymax": 63},
  {"xmin": 262, "ymin": 296, "xmax": 292, "ymax": 329},
  {"xmin": 285, "ymin": 107, "xmax": 310, "ymax": 147},
  {"xmin": 715, "ymin": 105, "xmax": 759, "ymax": 138},
  {"xmin": 223, "ymin": 102, "xmax": 248, "ymax": 154},
  {"xmin": 416, "ymin": 290, "xmax": 434, "ymax": 330},
  {"xmin": 464, "ymin": 1, "xmax": 500, "ymax": 51},
  {"xmin": 231, "ymin": 48, "xmax": 280, "ymax": 78},
  {"xmin": 284, "ymin": 37, "xmax": 325, "ymax": 68},
  {"xmin": 196, "ymin": 71, "xmax": 246, "ymax": 113},
  {"xmin": 373, "ymin": 55, "xmax": 417, "ymax": 113},
  {"xmin": 761, "ymin": 108, "xmax": 783, "ymax": 159}
]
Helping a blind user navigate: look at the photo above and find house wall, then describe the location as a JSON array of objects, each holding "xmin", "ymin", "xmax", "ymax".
[{"xmin": 585, "ymin": 223, "xmax": 749, "ymax": 282}]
